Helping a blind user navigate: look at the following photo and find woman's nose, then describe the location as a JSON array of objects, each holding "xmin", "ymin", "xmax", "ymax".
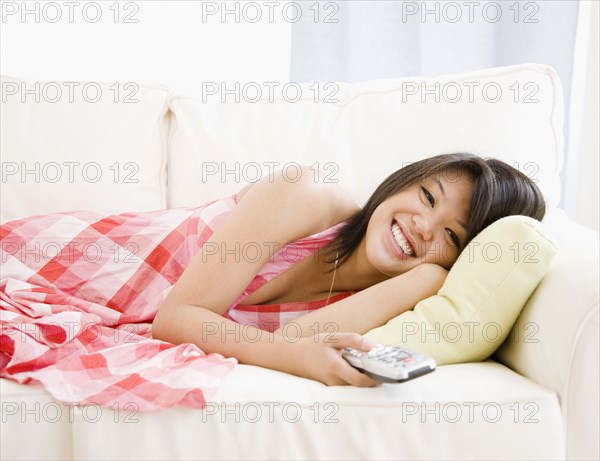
[{"xmin": 412, "ymin": 215, "xmax": 433, "ymax": 241}]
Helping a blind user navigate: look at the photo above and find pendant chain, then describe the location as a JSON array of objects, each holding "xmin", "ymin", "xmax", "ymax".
[{"xmin": 324, "ymin": 251, "xmax": 340, "ymax": 307}]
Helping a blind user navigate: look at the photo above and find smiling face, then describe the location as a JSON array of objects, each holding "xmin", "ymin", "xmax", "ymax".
[{"xmin": 364, "ymin": 169, "xmax": 475, "ymax": 275}]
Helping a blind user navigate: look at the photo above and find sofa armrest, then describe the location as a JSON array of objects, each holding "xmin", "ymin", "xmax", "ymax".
[{"xmin": 494, "ymin": 209, "xmax": 599, "ymax": 461}]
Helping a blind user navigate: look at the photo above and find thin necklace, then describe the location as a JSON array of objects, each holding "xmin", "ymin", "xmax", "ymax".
[{"xmin": 324, "ymin": 251, "xmax": 340, "ymax": 307}]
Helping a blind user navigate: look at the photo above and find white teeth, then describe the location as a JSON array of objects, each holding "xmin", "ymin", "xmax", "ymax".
[{"xmin": 391, "ymin": 222, "xmax": 415, "ymax": 256}]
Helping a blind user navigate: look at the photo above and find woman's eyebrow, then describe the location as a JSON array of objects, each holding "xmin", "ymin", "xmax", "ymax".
[{"xmin": 433, "ymin": 177, "xmax": 445, "ymax": 196}]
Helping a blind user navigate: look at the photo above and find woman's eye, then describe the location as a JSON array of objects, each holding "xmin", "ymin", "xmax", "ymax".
[
  {"xmin": 446, "ymin": 228, "xmax": 460, "ymax": 247},
  {"xmin": 421, "ymin": 187, "xmax": 434, "ymax": 207}
]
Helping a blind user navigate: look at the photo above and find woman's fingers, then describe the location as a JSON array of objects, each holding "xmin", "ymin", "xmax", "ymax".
[
  {"xmin": 333, "ymin": 360, "xmax": 381, "ymax": 387},
  {"xmin": 328, "ymin": 332, "xmax": 377, "ymax": 352},
  {"xmin": 320, "ymin": 332, "xmax": 381, "ymax": 387},
  {"xmin": 296, "ymin": 332, "xmax": 382, "ymax": 386}
]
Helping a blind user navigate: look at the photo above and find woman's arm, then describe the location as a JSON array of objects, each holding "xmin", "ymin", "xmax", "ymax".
[
  {"xmin": 153, "ymin": 264, "xmax": 445, "ymax": 382},
  {"xmin": 152, "ymin": 168, "xmax": 377, "ymax": 386},
  {"xmin": 152, "ymin": 302, "xmax": 379, "ymax": 386},
  {"xmin": 273, "ymin": 263, "xmax": 448, "ymax": 338}
]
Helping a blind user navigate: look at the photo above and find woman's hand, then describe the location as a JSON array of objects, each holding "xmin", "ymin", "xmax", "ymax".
[{"xmin": 285, "ymin": 332, "xmax": 381, "ymax": 387}]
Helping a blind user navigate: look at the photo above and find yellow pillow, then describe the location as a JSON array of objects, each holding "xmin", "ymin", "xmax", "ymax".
[{"xmin": 364, "ymin": 215, "xmax": 558, "ymax": 365}]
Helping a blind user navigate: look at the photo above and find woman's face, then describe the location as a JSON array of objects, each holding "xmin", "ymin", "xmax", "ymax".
[{"xmin": 364, "ymin": 170, "xmax": 474, "ymax": 275}]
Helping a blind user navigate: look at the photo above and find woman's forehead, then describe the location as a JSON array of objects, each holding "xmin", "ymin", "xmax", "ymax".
[{"xmin": 423, "ymin": 168, "xmax": 475, "ymax": 186}]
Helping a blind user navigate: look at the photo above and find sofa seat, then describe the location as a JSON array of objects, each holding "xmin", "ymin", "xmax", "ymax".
[{"xmin": 1, "ymin": 360, "xmax": 563, "ymax": 460}]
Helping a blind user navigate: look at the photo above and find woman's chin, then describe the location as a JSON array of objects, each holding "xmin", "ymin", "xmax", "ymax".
[
  {"xmin": 368, "ymin": 252, "xmax": 411, "ymax": 278},
  {"xmin": 365, "ymin": 238, "xmax": 413, "ymax": 277}
]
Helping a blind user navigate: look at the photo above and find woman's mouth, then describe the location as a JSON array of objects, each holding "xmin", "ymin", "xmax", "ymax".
[{"xmin": 390, "ymin": 220, "xmax": 416, "ymax": 257}]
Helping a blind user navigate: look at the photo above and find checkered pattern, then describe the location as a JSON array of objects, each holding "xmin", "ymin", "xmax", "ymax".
[
  {"xmin": 1, "ymin": 195, "xmax": 350, "ymax": 411},
  {"xmin": 226, "ymin": 291, "xmax": 355, "ymax": 333},
  {"xmin": 0, "ymin": 197, "xmax": 239, "ymax": 411}
]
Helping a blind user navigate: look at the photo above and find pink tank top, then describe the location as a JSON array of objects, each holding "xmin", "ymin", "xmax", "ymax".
[{"xmin": 187, "ymin": 194, "xmax": 355, "ymax": 332}]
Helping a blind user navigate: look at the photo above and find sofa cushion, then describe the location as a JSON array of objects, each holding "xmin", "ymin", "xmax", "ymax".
[
  {"xmin": 0, "ymin": 76, "xmax": 171, "ymax": 223},
  {"xmin": 364, "ymin": 216, "xmax": 558, "ymax": 365},
  {"xmin": 0, "ymin": 362, "xmax": 563, "ymax": 460},
  {"xmin": 167, "ymin": 63, "xmax": 563, "ymax": 209}
]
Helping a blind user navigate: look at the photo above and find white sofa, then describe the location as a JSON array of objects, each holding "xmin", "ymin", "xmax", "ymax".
[{"xmin": 1, "ymin": 64, "xmax": 598, "ymax": 461}]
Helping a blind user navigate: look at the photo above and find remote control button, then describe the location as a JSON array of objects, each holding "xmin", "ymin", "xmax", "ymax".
[{"xmin": 343, "ymin": 348, "xmax": 364, "ymax": 358}]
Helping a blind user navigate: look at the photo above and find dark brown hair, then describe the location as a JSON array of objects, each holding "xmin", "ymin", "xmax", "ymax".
[{"xmin": 327, "ymin": 153, "xmax": 546, "ymax": 267}]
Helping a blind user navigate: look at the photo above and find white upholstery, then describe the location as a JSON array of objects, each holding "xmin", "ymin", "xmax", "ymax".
[
  {"xmin": 168, "ymin": 63, "xmax": 562, "ymax": 209},
  {"xmin": 2, "ymin": 362, "xmax": 563, "ymax": 461},
  {"xmin": 494, "ymin": 208, "xmax": 600, "ymax": 461},
  {"xmin": 0, "ymin": 76, "xmax": 171, "ymax": 223},
  {"xmin": 1, "ymin": 64, "xmax": 598, "ymax": 460}
]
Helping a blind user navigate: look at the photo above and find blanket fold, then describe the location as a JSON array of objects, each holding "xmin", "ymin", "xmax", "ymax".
[{"xmin": 1, "ymin": 206, "xmax": 237, "ymax": 411}]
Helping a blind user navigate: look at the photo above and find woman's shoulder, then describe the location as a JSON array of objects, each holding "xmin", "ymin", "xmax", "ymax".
[{"xmin": 235, "ymin": 165, "xmax": 359, "ymax": 234}]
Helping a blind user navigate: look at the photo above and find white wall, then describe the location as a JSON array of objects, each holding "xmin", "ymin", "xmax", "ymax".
[
  {"xmin": 574, "ymin": 1, "xmax": 599, "ymax": 231},
  {"xmin": 0, "ymin": 0, "xmax": 292, "ymax": 97}
]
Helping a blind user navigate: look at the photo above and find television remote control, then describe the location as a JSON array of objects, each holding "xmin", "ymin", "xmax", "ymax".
[{"xmin": 342, "ymin": 344, "xmax": 436, "ymax": 383}]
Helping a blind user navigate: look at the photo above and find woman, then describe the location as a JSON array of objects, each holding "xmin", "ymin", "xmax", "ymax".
[{"xmin": 152, "ymin": 153, "xmax": 546, "ymax": 387}]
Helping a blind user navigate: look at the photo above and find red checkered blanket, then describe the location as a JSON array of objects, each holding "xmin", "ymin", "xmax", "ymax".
[
  {"xmin": 0, "ymin": 198, "xmax": 238, "ymax": 411},
  {"xmin": 1, "ymin": 195, "xmax": 350, "ymax": 411}
]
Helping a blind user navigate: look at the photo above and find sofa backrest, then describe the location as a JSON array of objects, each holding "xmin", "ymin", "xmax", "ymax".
[
  {"xmin": 1, "ymin": 63, "xmax": 563, "ymax": 222},
  {"xmin": 167, "ymin": 63, "xmax": 564, "ymax": 209},
  {"xmin": 0, "ymin": 76, "xmax": 171, "ymax": 223}
]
